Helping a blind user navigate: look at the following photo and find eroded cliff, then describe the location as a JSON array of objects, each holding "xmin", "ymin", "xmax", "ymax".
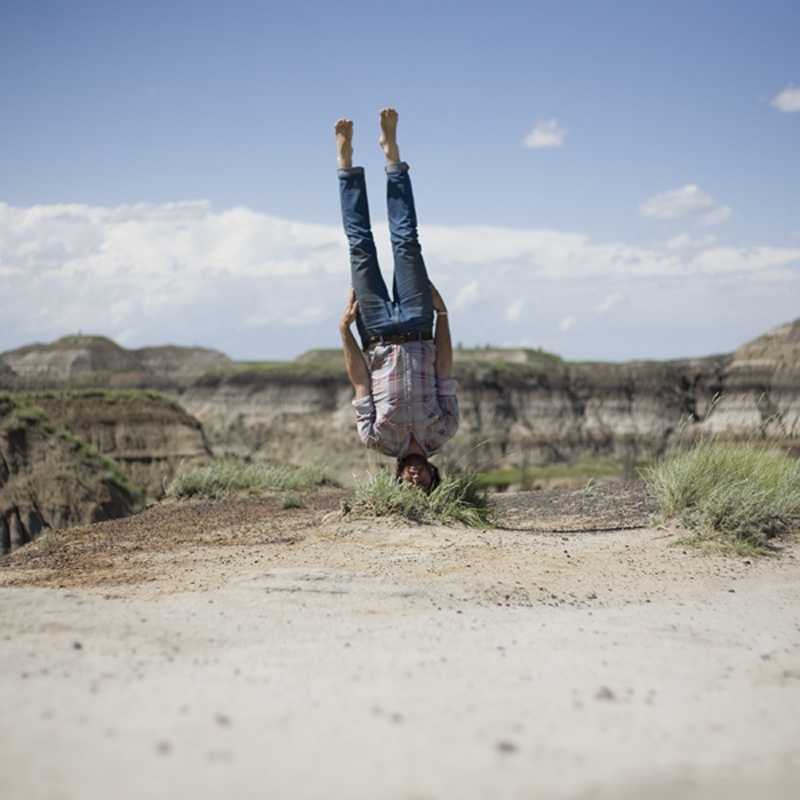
[
  {"xmin": 2, "ymin": 320, "xmax": 797, "ymax": 494},
  {"xmin": 7, "ymin": 390, "xmax": 213, "ymax": 501},
  {"xmin": 0, "ymin": 396, "xmax": 141, "ymax": 554}
]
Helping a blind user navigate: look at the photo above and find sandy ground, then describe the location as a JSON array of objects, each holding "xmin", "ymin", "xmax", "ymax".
[{"xmin": 1, "ymin": 485, "xmax": 799, "ymax": 799}]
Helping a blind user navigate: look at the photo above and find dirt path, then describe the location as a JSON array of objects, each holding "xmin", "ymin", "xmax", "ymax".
[{"xmin": 1, "ymin": 485, "xmax": 799, "ymax": 799}]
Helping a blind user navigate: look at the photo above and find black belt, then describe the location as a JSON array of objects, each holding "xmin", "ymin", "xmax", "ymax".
[{"xmin": 365, "ymin": 330, "xmax": 433, "ymax": 349}]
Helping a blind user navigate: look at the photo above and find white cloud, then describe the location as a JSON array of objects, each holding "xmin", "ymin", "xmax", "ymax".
[
  {"xmin": 700, "ymin": 205, "xmax": 732, "ymax": 227},
  {"xmin": 665, "ymin": 233, "xmax": 717, "ymax": 250},
  {"xmin": 771, "ymin": 86, "xmax": 800, "ymax": 113},
  {"xmin": 1, "ymin": 199, "xmax": 799, "ymax": 360},
  {"xmin": 559, "ymin": 315, "xmax": 576, "ymax": 331},
  {"xmin": 505, "ymin": 299, "xmax": 525, "ymax": 322},
  {"xmin": 593, "ymin": 292, "xmax": 623, "ymax": 314},
  {"xmin": 523, "ymin": 119, "xmax": 567, "ymax": 149},
  {"xmin": 640, "ymin": 185, "xmax": 715, "ymax": 219},
  {"xmin": 640, "ymin": 184, "xmax": 731, "ymax": 227}
]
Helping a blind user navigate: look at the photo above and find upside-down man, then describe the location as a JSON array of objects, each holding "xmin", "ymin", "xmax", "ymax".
[{"xmin": 335, "ymin": 108, "xmax": 459, "ymax": 493}]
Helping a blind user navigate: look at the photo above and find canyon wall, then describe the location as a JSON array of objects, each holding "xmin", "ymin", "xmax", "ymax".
[{"xmin": 1, "ymin": 320, "xmax": 798, "ymax": 511}]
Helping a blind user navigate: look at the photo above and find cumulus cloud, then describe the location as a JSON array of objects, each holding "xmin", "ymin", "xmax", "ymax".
[
  {"xmin": 640, "ymin": 185, "xmax": 714, "ymax": 219},
  {"xmin": 640, "ymin": 184, "xmax": 731, "ymax": 227},
  {"xmin": 523, "ymin": 119, "xmax": 567, "ymax": 149},
  {"xmin": 700, "ymin": 205, "xmax": 732, "ymax": 227},
  {"xmin": 771, "ymin": 86, "xmax": 800, "ymax": 112},
  {"xmin": 1, "ymin": 199, "xmax": 799, "ymax": 360},
  {"xmin": 665, "ymin": 233, "xmax": 717, "ymax": 250}
]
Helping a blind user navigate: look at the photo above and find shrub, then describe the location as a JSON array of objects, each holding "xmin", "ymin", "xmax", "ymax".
[
  {"xmin": 166, "ymin": 459, "xmax": 334, "ymax": 499},
  {"xmin": 280, "ymin": 493, "xmax": 305, "ymax": 510},
  {"xmin": 643, "ymin": 440, "xmax": 800, "ymax": 554},
  {"xmin": 351, "ymin": 469, "xmax": 492, "ymax": 527}
]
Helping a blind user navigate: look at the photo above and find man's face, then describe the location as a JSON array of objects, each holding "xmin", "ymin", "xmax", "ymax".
[{"xmin": 400, "ymin": 455, "xmax": 433, "ymax": 491}]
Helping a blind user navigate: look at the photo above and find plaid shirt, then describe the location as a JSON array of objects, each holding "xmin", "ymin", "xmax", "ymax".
[{"xmin": 352, "ymin": 340, "xmax": 459, "ymax": 458}]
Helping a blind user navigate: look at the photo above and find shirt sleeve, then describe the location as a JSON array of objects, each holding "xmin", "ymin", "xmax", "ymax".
[
  {"xmin": 435, "ymin": 377, "xmax": 460, "ymax": 442},
  {"xmin": 352, "ymin": 394, "xmax": 381, "ymax": 449}
]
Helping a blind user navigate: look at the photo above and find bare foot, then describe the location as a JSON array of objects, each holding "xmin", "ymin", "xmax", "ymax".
[
  {"xmin": 335, "ymin": 118, "xmax": 353, "ymax": 170},
  {"xmin": 379, "ymin": 107, "xmax": 400, "ymax": 163}
]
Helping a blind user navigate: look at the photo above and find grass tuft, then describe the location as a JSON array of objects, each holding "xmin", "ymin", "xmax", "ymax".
[
  {"xmin": 643, "ymin": 440, "xmax": 800, "ymax": 554},
  {"xmin": 280, "ymin": 493, "xmax": 305, "ymax": 510},
  {"xmin": 166, "ymin": 459, "xmax": 335, "ymax": 499},
  {"xmin": 351, "ymin": 469, "xmax": 492, "ymax": 527}
]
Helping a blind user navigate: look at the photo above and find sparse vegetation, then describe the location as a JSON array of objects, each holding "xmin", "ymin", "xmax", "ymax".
[
  {"xmin": 351, "ymin": 469, "xmax": 492, "ymax": 527},
  {"xmin": 477, "ymin": 458, "xmax": 627, "ymax": 490},
  {"xmin": 644, "ymin": 439, "xmax": 800, "ymax": 554},
  {"xmin": 166, "ymin": 459, "xmax": 335, "ymax": 499},
  {"xmin": 280, "ymin": 493, "xmax": 305, "ymax": 510}
]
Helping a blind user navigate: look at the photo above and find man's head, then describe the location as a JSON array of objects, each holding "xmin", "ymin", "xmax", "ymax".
[{"xmin": 396, "ymin": 454, "xmax": 441, "ymax": 493}]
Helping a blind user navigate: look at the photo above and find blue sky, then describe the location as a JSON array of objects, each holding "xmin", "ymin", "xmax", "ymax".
[{"xmin": 1, "ymin": 1, "xmax": 799, "ymax": 361}]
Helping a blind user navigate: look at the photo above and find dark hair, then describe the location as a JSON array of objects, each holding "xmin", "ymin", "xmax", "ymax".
[{"xmin": 395, "ymin": 455, "xmax": 441, "ymax": 493}]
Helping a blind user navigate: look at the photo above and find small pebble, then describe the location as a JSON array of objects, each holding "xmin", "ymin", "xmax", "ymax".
[{"xmin": 595, "ymin": 686, "xmax": 616, "ymax": 701}]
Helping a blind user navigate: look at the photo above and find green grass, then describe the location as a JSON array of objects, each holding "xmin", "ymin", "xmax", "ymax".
[
  {"xmin": 166, "ymin": 459, "xmax": 336, "ymax": 499},
  {"xmin": 643, "ymin": 440, "xmax": 800, "ymax": 554},
  {"xmin": 280, "ymin": 493, "xmax": 305, "ymax": 510},
  {"xmin": 477, "ymin": 458, "xmax": 626, "ymax": 490},
  {"xmin": 351, "ymin": 469, "xmax": 493, "ymax": 527}
]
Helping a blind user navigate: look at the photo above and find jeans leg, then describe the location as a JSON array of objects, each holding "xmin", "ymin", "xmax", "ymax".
[
  {"xmin": 338, "ymin": 167, "xmax": 393, "ymax": 344},
  {"xmin": 385, "ymin": 162, "xmax": 433, "ymax": 333}
]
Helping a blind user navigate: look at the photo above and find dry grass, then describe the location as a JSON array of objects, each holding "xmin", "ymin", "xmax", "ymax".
[
  {"xmin": 644, "ymin": 439, "xmax": 800, "ymax": 554},
  {"xmin": 351, "ymin": 469, "xmax": 492, "ymax": 527},
  {"xmin": 165, "ymin": 458, "xmax": 336, "ymax": 499}
]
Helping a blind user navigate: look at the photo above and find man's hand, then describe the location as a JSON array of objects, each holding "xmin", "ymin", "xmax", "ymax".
[
  {"xmin": 340, "ymin": 288, "xmax": 359, "ymax": 331},
  {"xmin": 430, "ymin": 283, "xmax": 447, "ymax": 313}
]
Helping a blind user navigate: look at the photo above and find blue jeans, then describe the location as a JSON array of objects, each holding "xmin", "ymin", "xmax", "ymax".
[{"xmin": 338, "ymin": 161, "xmax": 434, "ymax": 348}]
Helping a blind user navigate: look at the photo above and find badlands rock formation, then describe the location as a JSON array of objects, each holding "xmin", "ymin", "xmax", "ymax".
[
  {"xmin": 1, "ymin": 319, "xmax": 798, "ymax": 496},
  {"xmin": 0, "ymin": 395, "xmax": 140, "ymax": 554},
  {"xmin": 19, "ymin": 389, "xmax": 214, "ymax": 499}
]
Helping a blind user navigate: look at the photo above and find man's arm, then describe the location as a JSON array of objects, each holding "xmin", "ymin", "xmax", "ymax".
[
  {"xmin": 431, "ymin": 284, "xmax": 452, "ymax": 378},
  {"xmin": 340, "ymin": 289, "xmax": 371, "ymax": 399}
]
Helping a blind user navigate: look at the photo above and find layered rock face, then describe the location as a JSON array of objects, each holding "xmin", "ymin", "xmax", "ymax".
[
  {"xmin": 9, "ymin": 390, "xmax": 213, "ymax": 501},
  {"xmin": 178, "ymin": 356, "xmax": 733, "ymax": 477},
  {"xmin": 177, "ymin": 321, "xmax": 797, "ymax": 477},
  {"xmin": 448, "ymin": 356, "xmax": 730, "ymax": 471},
  {"xmin": 697, "ymin": 319, "xmax": 800, "ymax": 447},
  {"xmin": 179, "ymin": 372, "xmax": 359, "ymax": 475},
  {"xmin": 0, "ymin": 397, "xmax": 140, "ymax": 554},
  {"xmin": 1, "ymin": 320, "xmax": 797, "ymax": 499}
]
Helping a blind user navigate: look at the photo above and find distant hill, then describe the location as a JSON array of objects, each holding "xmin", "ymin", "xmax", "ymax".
[
  {"xmin": 733, "ymin": 318, "xmax": 800, "ymax": 369},
  {"xmin": 0, "ymin": 334, "xmax": 233, "ymax": 388},
  {"xmin": 132, "ymin": 344, "xmax": 234, "ymax": 376}
]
